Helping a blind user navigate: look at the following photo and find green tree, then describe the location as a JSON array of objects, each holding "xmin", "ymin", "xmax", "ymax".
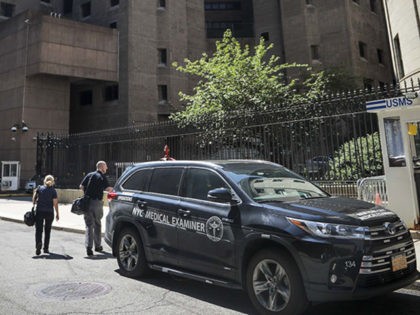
[
  {"xmin": 170, "ymin": 30, "xmax": 329, "ymax": 134},
  {"xmin": 329, "ymin": 132, "xmax": 383, "ymax": 180}
]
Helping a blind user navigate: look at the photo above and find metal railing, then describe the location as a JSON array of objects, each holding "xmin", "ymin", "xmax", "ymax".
[
  {"xmin": 357, "ymin": 175, "xmax": 388, "ymax": 206},
  {"xmin": 35, "ymin": 82, "xmax": 420, "ymax": 191}
]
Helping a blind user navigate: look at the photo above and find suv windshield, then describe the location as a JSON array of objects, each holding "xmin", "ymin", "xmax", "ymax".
[{"xmin": 219, "ymin": 162, "xmax": 328, "ymax": 202}]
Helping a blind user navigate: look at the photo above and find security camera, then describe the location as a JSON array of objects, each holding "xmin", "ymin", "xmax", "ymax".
[
  {"xmin": 22, "ymin": 125, "xmax": 29, "ymax": 132},
  {"xmin": 11, "ymin": 126, "xmax": 17, "ymax": 132}
]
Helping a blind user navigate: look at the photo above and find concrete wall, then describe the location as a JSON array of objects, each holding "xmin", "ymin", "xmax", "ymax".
[
  {"xmin": 0, "ymin": 10, "xmax": 118, "ymax": 183},
  {"xmin": 383, "ymin": 0, "xmax": 420, "ymax": 85},
  {"xmin": 253, "ymin": 0, "xmax": 393, "ymax": 87}
]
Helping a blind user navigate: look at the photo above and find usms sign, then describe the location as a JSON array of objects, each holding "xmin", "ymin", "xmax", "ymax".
[{"xmin": 366, "ymin": 96, "xmax": 418, "ymax": 113}]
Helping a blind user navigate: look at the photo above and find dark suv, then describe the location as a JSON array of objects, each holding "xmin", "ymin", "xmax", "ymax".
[{"xmin": 105, "ymin": 160, "xmax": 418, "ymax": 315}]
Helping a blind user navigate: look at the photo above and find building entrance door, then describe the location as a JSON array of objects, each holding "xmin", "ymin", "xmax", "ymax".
[{"xmin": 1, "ymin": 161, "xmax": 21, "ymax": 191}]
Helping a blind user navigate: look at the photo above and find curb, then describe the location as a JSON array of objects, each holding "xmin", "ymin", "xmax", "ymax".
[
  {"xmin": 0, "ymin": 216, "xmax": 86, "ymax": 235},
  {"xmin": 0, "ymin": 193, "xmax": 32, "ymax": 198}
]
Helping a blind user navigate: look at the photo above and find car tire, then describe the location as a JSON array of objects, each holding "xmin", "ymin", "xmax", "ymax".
[
  {"xmin": 246, "ymin": 248, "xmax": 308, "ymax": 315},
  {"xmin": 116, "ymin": 227, "xmax": 149, "ymax": 278}
]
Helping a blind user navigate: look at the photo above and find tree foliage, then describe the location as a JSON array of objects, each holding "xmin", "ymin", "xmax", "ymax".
[
  {"xmin": 170, "ymin": 30, "xmax": 329, "ymax": 132},
  {"xmin": 329, "ymin": 132, "xmax": 383, "ymax": 180}
]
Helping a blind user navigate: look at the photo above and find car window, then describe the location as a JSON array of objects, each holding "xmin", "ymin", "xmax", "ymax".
[
  {"xmin": 148, "ymin": 168, "xmax": 183, "ymax": 196},
  {"xmin": 181, "ymin": 168, "xmax": 228, "ymax": 201},
  {"xmin": 121, "ymin": 168, "xmax": 152, "ymax": 191},
  {"xmin": 219, "ymin": 162, "xmax": 329, "ymax": 202}
]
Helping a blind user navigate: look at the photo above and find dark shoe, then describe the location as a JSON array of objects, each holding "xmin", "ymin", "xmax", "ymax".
[
  {"xmin": 94, "ymin": 246, "xmax": 103, "ymax": 252},
  {"xmin": 36, "ymin": 243, "xmax": 42, "ymax": 256},
  {"xmin": 43, "ymin": 248, "xmax": 49, "ymax": 254},
  {"xmin": 86, "ymin": 248, "xmax": 93, "ymax": 256}
]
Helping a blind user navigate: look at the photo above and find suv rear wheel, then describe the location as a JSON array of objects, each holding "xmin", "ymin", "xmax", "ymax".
[
  {"xmin": 246, "ymin": 249, "xmax": 308, "ymax": 315},
  {"xmin": 116, "ymin": 227, "xmax": 149, "ymax": 277}
]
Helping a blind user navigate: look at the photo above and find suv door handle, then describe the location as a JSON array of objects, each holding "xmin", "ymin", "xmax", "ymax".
[{"xmin": 178, "ymin": 209, "xmax": 191, "ymax": 217}]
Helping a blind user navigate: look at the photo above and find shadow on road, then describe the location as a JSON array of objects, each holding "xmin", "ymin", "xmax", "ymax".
[
  {"xmin": 305, "ymin": 291, "xmax": 420, "ymax": 314},
  {"xmin": 112, "ymin": 269, "xmax": 420, "ymax": 315},
  {"xmin": 32, "ymin": 253, "xmax": 73, "ymax": 260},
  {"xmin": 84, "ymin": 251, "xmax": 114, "ymax": 260},
  {"xmin": 114, "ymin": 270, "xmax": 257, "ymax": 314}
]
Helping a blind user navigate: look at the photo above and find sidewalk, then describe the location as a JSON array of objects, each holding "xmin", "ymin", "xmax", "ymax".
[
  {"xmin": 0, "ymin": 196, "xmax": 419, "ymax": 272},
  {"xmin": 0, "ymin": 196, "xmax": 108, "ymax": 235}
]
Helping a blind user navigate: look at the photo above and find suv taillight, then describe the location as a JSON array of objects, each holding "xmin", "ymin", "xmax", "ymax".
[{"xmin": 107, "ymin": 191, "xmax": 118, "ymax": 201}]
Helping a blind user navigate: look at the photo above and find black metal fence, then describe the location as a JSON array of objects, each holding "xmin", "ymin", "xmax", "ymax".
[{"xmin": 36, "ymin": 82, "xmax": 420, "ymax": 196}]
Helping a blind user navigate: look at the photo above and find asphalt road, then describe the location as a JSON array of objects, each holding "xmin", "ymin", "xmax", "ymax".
[{"xmin": 0, "ymin": 219, "xmax": 419, "ymax": 315}]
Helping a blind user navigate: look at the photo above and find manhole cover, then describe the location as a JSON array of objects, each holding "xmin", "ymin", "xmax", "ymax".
[{"xmin": 35, "ymin": 281, "xmax": 112, "ymax": 301}]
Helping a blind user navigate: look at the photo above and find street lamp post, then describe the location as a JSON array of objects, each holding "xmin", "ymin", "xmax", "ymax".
[{"xmin": 11, "ymin": 19, "xmax": 30, "ymax": 135}]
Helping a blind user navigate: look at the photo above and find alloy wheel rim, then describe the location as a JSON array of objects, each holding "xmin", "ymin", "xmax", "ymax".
[
  {"xmin": 252, "ymin": 259, "xmax": 290, "ymax": 312},
  {"xmin": 119, "ymin": 234, "xmax": 139, "ymax": 271}
]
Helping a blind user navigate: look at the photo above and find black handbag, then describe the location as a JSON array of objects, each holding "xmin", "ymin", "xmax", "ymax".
[
  {"xmin": 71, "ymin": 195, "xmax": 90, "ymax": 215},
  {"xmin": 71, "ymin": 174, "xmax": 93, "ymax": 215},
  {"xmin": 24, "ymin": 206, "xmax": 36, "ymax": 226}
]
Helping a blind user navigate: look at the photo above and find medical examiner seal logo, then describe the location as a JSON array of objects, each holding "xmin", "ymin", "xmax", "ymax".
[{"xmin": 206, "ymin": 216, "xmax": 223, "ymax": 242}]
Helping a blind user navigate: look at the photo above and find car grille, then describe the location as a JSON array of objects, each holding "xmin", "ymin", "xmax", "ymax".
[{"xmin": 357, "ymin": 220, "xmax": 417, "ymax": 288}]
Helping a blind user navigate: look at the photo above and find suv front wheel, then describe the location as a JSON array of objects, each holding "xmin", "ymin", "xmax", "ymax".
[
  {"xmin": 116, "ymin": 227, "xmax": 149, "ymax": 278},
  {"xmin": 246, "ymin": 249, "xmax": 308, "ymax": 315}
]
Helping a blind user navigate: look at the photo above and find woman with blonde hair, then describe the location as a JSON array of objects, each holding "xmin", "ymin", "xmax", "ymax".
[{"xmin": 33, "ymin": 175, "xmax": 59, "ymax": 255}]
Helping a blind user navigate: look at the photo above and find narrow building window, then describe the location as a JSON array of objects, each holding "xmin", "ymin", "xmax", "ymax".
[
  {"xmin": 104, "ymin": 85, "xmax": 119, "ymax": 101},
  {"xmin": 80, "ymin": 90, "xmax": 93, "ymax": 106},
  {"xmin": 359, "ymin": 41, "xmax": 367, "ymax": 59},
  {"xmin": 370, "ymin": 0, "xmax": 377, "ymax": 13},
  {"xmin": 158, "ymin": 85, "xmax": 168, "ymax": 102},
  {"xmin": 81, "ymin": 2, "xmax": 91, "ymax": 18},
  {"xmin": 0, "ymin": 2, "xmax": 15, "ymax": 17},
  {"xmin": 109, "ymin": 21, "xmax": 117, "ymax": 29},
  {"xmin": 394, "ymin": 35, "xmax": 405, "ymax": 78},
  {"xmin": 260, "ymin": 32, "xmax": 269, "ymax": 42},
  {"xmin": 353, "ymin": 0, "xmax": 360, "ymax": 4},
  {"xmin": 158, "ymin": 49, "xmax": 167, "ymax": 66},
  {"xmin": 311, "ymin": 45, "xmax": 320, "ymax": 60},
  {"xmin": 305, "ymin": 0, "xmax": 314, "ymax": 5},
  {"xmin": 377, "ymin": 49, "xmax": 384, "ymax": 64},
  {"xmin": 63, "ymin": 0, "xmax": 73, "ymax": 14},
  {"xmin": 158, "ymin": 0, "xmax": 166, "ymax": 8},
  {"xmin": 110, "ymin": 0, "xmax": 119, "ymax": 7}
]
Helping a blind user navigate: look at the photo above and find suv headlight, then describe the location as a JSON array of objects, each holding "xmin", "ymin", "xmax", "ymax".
[{"xmin": 287, "ymin": 217, "xmax": 367, "ymax": 239}]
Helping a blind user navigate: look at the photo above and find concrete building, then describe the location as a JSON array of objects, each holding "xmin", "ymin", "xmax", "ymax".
[
  {"xmin": 383, "ymin": 0, "xmax": 420, "ymax": 86},
  {"xmin": 1, "ymin": 0, "xmax": 395, "ymax": 187},
  {"xmin": 205, "ymin": 0, "xmax": 394, "ymax": 88},
  {"xmin": 0, "ymin": 0, "xmax": 205, "ymax": 185}
]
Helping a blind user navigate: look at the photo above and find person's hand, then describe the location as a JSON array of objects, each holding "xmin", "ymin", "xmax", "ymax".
[{"xmin": 56, "ymin": 213, "xmax": 59, "ymax": 221}]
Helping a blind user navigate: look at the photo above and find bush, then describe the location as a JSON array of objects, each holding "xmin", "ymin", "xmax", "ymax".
[{"xmin": 329, "ymin": 132, "xmax": 383, "ymax": 180}]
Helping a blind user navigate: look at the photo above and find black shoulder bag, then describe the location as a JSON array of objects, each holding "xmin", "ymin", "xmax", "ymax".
[
  {"xmin": 71, "ymin": 174, "xmax": 93, "ymax": 215},
  {"xmin": 24, "ymin": 186, "xmax": 39, "ymax": 226}
]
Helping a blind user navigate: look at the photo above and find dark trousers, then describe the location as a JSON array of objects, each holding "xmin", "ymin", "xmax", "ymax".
[
  {"xmin": 84, "ymin": 199, "xmax": 103, "ymax": 250},
  {"xmin": 35, "ymin": 211, "xmax": 54, "ymax": 250}
]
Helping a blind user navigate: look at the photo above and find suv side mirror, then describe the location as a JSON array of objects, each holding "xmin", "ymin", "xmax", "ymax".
[{"xmin": 207, "ymin": 187, "xmax": 233, "ymax": 203}]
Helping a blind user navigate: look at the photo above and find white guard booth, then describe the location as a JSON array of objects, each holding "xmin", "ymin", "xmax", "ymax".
[
  {"xmin": 1, "ymin": 161, "xmax": 21, "ymax": 191},
  {"xmin": 366, "ymin": 94, "xmax": 420, "ymax": 228}
]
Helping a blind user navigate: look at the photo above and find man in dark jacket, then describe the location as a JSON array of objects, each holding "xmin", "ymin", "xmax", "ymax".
[{"xmin": 80, "ymin": 161, "xmax": 112, "ymax": 256}]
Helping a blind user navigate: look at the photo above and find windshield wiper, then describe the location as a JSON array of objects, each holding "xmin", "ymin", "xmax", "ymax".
[{"xmin": 255, "ymin": 199, "xmax": 285, "ymax": 203}]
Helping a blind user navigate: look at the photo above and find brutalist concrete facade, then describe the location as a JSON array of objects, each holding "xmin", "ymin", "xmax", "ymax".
[
  {"xmin": 0, "ymin": 0, "xmax": 205, "ymax": 185},
  {"xmin": 0, "ymin": 0, "xmax": 395, "ymax": 186},
  {"xmin": 252, "ymin": 0, "xmax": 394, "ymax": 87}
]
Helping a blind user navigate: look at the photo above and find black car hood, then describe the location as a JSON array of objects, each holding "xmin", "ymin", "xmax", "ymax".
[{"xmin": 263, "ymin": 196, "xmax": 397, "ymax": 225}]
